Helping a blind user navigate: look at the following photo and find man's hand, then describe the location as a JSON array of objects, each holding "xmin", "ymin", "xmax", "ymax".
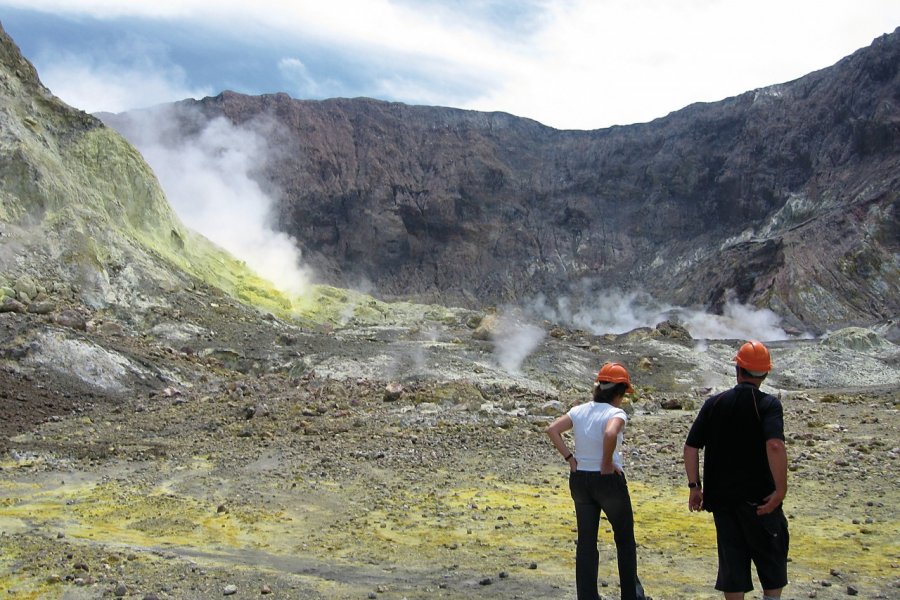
[
  {"xmin": 756, "ymin": 489, "xmax": 785, "ymax": 515},
  {"xmin": 688, "ymin": 488, "xmax": 704, "ymax": 512},
  {"xmin": 761, "ymin": 438, "xmax": 788, "ymax": 515}
]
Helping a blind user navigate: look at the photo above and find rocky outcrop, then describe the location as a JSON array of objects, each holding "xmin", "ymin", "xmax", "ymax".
[{"xmin": 107, "ymin": 29, "xmax": 899, "ymax": 333}]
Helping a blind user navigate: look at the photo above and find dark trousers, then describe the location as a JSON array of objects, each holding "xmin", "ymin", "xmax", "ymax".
[{"xmin": 569, "ymin": 471, "xmax": 646, "ymax": 600}]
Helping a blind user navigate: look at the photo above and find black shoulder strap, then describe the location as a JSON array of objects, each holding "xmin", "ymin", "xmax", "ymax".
[{"xmin": 749, "ymin": 386, "xmax": 760, "ymax": 421}]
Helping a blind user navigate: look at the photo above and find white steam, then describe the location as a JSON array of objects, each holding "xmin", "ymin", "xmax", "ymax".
[
  {"xmin": 492, "ymin": 312, "xmax": 546, "ymax": 375},
  {"xmin": 531, "ymin": 289, "xmax": 669, "ymax": 335},
  {"xmin": 679, "ymin": 301, "xmax": 790, "ymax": 341},
  {"xmin": 108, "ymin": 109, "xmax": 311, "ymax": 296},
  {"xmin": 529, "ymin": 284, "xmax": 801, "ymax": 341}
]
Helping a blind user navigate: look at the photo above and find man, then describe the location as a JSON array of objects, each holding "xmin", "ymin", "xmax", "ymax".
[{"xmin": 683, "ymin": 341, "xmax": 789, "ymax": 600}]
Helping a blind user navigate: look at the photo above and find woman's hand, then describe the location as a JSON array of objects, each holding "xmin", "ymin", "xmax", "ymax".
[{"xmin": 600, "ymin": 462, "xmax": 623, "ymax": 476}]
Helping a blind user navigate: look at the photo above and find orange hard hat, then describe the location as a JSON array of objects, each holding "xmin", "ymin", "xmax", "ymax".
[
  {"xmin": 734, "ymin": 340, "xmax": 772, "ymax": 375},
  {"xmin": 596, "ymin": 362, "xmax": 634, "ymax": 394}
]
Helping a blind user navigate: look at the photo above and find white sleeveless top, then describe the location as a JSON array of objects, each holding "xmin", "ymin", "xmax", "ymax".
[{"xmin": 567, "ymin": 401, "xmax": 628, "ymax": 471}]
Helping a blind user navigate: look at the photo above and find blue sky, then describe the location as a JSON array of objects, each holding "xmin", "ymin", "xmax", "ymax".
[{"xmin": 2, "ymin": 0, "xmax": 898, "ymax": 129}]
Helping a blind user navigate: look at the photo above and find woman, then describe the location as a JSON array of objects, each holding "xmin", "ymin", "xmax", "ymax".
[{"xmin": 546, "ymin": 362, "xmax": 647, "ymax": 600}]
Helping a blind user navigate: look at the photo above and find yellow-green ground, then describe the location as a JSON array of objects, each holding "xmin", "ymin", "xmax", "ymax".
[{"xmin": 1, "ymin": 446, "xmax": 897, "ymax": 599}]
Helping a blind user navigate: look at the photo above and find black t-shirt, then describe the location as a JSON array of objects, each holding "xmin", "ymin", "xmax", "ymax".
[{"xmin": 685, "ymin": 383, "xmax": 785, "ymax": 510}]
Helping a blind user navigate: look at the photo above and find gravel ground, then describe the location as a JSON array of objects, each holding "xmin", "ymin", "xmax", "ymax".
[{"xmin": 1, "ymin": 287, "xmax": 898, "ymax": 600}]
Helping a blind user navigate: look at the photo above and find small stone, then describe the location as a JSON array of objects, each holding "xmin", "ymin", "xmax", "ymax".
[
  {"xmin": 114, "ymin": 583, "xmax": 128, "ymax": 597},
  {"xmin": 528, "ymin": 562, "xmax": 538, "ymax": 570},
  {"xmin": 661, "ymin": 398, "xmax": 683, "ymax": 410},
  {"xmin": 368, "ymin": 593, "xmax": 377, "ymax": 599},
  {"xmin": 27, "ymin": 301, "xmax": 55, "ymax": 314},
  {"xmin": 499, "ymin": 571, "xmax": 508, "ymax": 579},
  {"xmin": 383, "ymin": 383, "xmax": 403, "ymax": 402},
  {"xmin": 536, "ymin": 400, "xmax": 565, "ymax": 416},
  {"xmin": 0, "ymin": 298, "xmax": 26, "ymax": 313},
  {"xmin": 479, "ymin": 577, "xmax": 493, "ymax": 586},
  {"xmin": 847, "ymin": 585, "xmax": 859, "ymax": 596},
  {"xmin": 54, "ymin": 309, "xmax": 87, "ymax": 330},
  {"xmin": 223, "ymin": 584, "xmax": 238, "ymax": 595},
  {"xmin": 261, "ymin": 584, "xmax": 273, "ymax": 594}
]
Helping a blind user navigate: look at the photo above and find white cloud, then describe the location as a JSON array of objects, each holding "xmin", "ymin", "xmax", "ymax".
[
  {"xmin": 40, "ymin": 55, "xmax": 211, "ymax": 113},
  {"xmin": 0, "ymin": 0, "xmax": 197, "ymax": 19},
  {"xmin": 277, "ymin": 57, "xmax": 322, "ymax": 96},
  {"xmin": 277, "ymin": 57, "xmax": 350, "ymax": 99},
  {"xmin": 6, "ymin": 0, "xmax": 900, "ymax": 127},
  {"xmin": 29, "ymin": 32, "xmax": 212, "ymax": 113},
  {"xmin": 462, "ymin": 0, "xmax": 900, "ymax": 128}
]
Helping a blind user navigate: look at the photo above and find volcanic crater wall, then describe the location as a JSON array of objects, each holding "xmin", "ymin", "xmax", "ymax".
[{"xmin": 117, "ymin": 29, "xmax": 900, "ymax": 333}]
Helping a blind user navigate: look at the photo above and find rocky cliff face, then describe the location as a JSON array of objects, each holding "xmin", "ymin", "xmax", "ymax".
[{"xmin": 107, "ymin": 30, "xmax": 899, "ymax": 333}]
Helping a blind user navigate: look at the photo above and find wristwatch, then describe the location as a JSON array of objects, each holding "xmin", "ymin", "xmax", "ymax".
[{"xmin": 688, "ymin": 481, "xmax": 702, "ymax": 489}]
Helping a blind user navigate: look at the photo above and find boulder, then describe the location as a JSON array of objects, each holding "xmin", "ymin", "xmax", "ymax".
[{"xmin": 653, "ymin": 319, "xmax": 692, "ymax": 342}]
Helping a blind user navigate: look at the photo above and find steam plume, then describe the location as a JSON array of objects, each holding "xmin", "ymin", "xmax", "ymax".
[
  {"xmin": 104, "ymin": 107, "xmax": 311, "ymax": 296},
  {"xmin": 492, "ymin": 311, "xmax": 546, "ymax": 375},
  {"xmin": 528, "ymin": 283, "xmax": 802, "ymax": 341}
]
